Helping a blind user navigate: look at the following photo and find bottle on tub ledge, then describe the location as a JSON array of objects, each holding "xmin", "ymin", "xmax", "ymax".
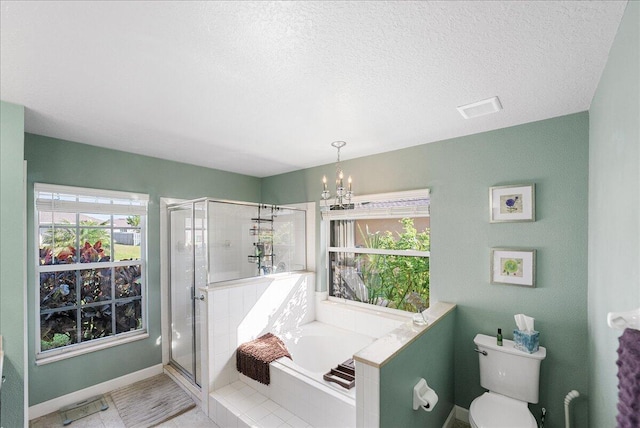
[{"xmin": 497, "ymin": 328, "xmax": 503, "ymax": 346}]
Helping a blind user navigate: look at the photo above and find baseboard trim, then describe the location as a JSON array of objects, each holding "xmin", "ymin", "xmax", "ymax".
[
  {"xmin": 28, "ymin": 364, "xmax": 163, "ymax": 420},
  {"xmin": 455, "ymin": 405, "xmax": 470, "ymax": 424},
  {"xmin": 442, "ymin": 405, "xmax": 457, "ymax": 428}
]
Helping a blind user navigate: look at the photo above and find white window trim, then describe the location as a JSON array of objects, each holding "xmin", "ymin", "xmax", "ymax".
[
  {"xmin": 34, "ymin": 183, "xmax": 149, "ymax": 362},
  {"xmin": 35, "ymin": 332, "xmax": 150, "ymax": 366}
]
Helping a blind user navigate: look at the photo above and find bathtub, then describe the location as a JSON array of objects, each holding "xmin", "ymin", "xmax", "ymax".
[
  {"xmin": 276, "ymin": 321, "xmax": 374, "ymax": 398},
  {"xmin": 240, "ymin": 321, "xmax": 375, "ymax": 427}
]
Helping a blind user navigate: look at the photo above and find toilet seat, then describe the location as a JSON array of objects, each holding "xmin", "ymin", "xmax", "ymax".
[{"xmin": 469, "ymin": 392, "xmax": 537, "ymax": 428}]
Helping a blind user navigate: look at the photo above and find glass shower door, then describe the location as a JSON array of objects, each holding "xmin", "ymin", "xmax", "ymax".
[{"xmin": 169, "ymin": 202, "xmax": 204, "ymax": 387}]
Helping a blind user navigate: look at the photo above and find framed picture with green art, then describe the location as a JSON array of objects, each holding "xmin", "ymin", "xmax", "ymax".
[
  {"xmin": 491, "ymin": 248, "xmax": 536, "ymax": 287},
  {"xmin": 489, "ymin": 184, "xmax": 535, "ymax": 223}
]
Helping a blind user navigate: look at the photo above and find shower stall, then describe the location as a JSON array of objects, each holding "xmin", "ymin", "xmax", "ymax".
[{"xmin": 167, "ymin": 198, "xmax": 306, "ymax": 387}]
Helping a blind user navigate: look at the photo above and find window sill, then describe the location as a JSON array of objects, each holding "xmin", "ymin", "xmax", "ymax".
[
  {"xmin": 327, "ymin": 295, "xmax": 418, "ymax": 320},
  {"xmin": 35, "ymin": 331, "xmax": 149, "ymax": 366}
]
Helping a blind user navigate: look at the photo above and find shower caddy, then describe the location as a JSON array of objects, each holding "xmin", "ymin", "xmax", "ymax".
[{"xmin": 248, "ymin": 204, "xmax": 276, "ymax": 275}]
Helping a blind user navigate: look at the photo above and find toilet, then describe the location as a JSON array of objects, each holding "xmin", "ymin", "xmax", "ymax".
[{"xmin": 469, "ymin": 333, "xmax": 547, "ymax": 428}]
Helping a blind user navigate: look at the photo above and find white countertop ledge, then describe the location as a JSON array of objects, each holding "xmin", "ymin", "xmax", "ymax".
[{"xmin": 353, "ymin": 301, "xmax": 456, "ymax": 368}]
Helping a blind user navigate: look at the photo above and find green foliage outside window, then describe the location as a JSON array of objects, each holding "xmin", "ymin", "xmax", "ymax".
[
  {"xmin": 126, "ymin": 215, "xmax": 140, "ymax": 227},
  {"xmin": 39, "ymin": 219, "xmax": 142, "ymax": 352},
  {"xmin": 41, "ymin": 220, "xmax": 111, "ymax": 264},
  {"xmin": 357, "ymin": 218, "xmax": 430, "ymax": 312}
]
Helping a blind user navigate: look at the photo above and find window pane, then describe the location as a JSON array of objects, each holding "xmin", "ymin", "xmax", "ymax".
[
  {"xmin": 330, "ymin": 251, "xmax": 430, "ymax": 313},
  {"xmin": 330, "ymin": 220, "xmax": 356, "ymax": 248},
  {"xmin": 39, "ymin": 227, "xmax": 76, "ymax": 265},
  {"xmin": 81, "ymin": 305, "xmax": 113, "ymax": 341},
  {"xmin": 41, "ymin": 310, "xmax": 77, "ymax": 351},
  {"xmin": 115, "ymin": 265, "xmax": 142, "ymax": 298},
  {"xmin": 80, "ymin": 268, "xmax": 112, "ymax": 304},
  {"xmin": 329, "ymin": 251, "xmax": 359, "ymax": 299},
  {"xmin": 40, "ymin": 270, "xmax": 77, "ymax": 309},
  {"xmin": 80, "ymin": 213, "xmax": 111, "ymax": 226},
  {"xmin": 353, "ymin": 217, "xmax": 430, "ymax": 251},
  {"xmin": 113, "ymin": 214, "xmax": 140, "ymax": 228},
  {"xmin": 116, "ymin": 300, "xmax": 142, "ymax": 334},
  {"xmin": 78, "ymin": 229, "xmax": 111, "ymax": 263},
  {"xmin": 113, "ymin": 229, "xmax": 142, "ymax": 261},
  {"xmin": 38, "ymin": 211, "xmax": 77, "ymax": 226}
]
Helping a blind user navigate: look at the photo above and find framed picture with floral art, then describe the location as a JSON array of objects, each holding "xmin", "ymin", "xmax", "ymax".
[
  {"xmin": 491, "ymin": 248, "xmax": 536, "ymax": 287},
  {"xmin": 489, "ymin": 184, "xmax": 535, "ymax": 223}
]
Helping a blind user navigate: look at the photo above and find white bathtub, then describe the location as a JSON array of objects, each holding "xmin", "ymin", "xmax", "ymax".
[
  {"xmin": 240, "ymin": 321, "xmax": 375, "ymax": 427},
  {"xmin": 275, "ymin": 321, "xmax": 374, "ymax": 398}
]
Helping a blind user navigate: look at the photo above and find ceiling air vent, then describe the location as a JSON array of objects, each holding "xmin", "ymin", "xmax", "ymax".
[{"xmin": 457, "ymin": 96, "xmax": 503, "ymax": 119}]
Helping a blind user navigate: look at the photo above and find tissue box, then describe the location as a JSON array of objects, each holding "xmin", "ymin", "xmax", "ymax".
[{"xmin": 513, "ymin": 329, "xmax": 539, "ymax": 353}]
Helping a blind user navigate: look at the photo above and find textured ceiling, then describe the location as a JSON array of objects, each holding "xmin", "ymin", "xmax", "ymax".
[{"xmin": 0, "ymin": 1, "xmax": 628, "ymax": 177}]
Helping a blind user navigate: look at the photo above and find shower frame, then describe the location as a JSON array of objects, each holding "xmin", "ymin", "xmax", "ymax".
[{"xmin": 166, "ymin": 197, "xmax": 307, "ymax": 389}]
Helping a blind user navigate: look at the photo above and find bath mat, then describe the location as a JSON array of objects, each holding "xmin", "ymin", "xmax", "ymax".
[
  {"xmin": 236, "ymin": 333, "xmax": 291, "ymax": 385},
  {"xmin": 110, "ymin": 373, "xmax": 195, "ymax": 428},
  {"xmin": 59, "ymin": 395, "xmax": 109, "ymax": 425}
]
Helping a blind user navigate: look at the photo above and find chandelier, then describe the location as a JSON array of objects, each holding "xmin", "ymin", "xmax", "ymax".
[{"xmin": 322, "ymin": 141, "xmax": 353, "ymax": 210}]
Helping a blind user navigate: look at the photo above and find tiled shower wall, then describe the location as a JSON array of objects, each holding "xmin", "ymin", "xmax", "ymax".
[
  {"xmin": 206, "ymin": 272, "xmax": 316, "ymax": 391},
  {"xmin": 208, "ymin": 202, "xmax": 257, "ymax": 282}
]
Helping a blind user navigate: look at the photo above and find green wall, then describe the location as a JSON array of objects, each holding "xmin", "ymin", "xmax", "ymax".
[
  {"xmin": 2, "ymin": 6, "xmax": 634, "ymax": 421},
  {"xmin": 379, "ymin": 310, "xmax": 455, "ymax": 428},
  {"xmin": 0, "ymin": 101, "xmax": 26, "ymax": 427},
  {"xmin": 263, "ymin": 112, "xmax": 590, "ymax": 427},
  {"xmin": 20, "ymin": 108, "xmax": 591, "ymax": 426},
  {"xmin": 24, "ymin": 133, "xmax": 262, "ymax": 405},
  {"xmin": 588, "ymin": 2, "xmax": 640, "ymax": 427}
]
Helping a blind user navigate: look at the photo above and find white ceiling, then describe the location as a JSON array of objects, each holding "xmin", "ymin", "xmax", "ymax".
[{"xmin": 0, "ymin": 1, "xmax": 628, "ymax": 177}]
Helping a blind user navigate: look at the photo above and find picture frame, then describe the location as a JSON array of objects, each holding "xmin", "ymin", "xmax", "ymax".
[
  {"xmin": 489, "ymin": 184, "xmax": 535, "ymax": 223},
  {"xmin": 490, "ymin": 248, "xmax": 536, "ymax": 287}
]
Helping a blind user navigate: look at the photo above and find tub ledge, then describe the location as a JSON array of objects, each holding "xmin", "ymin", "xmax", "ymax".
[{"xmin": 353, "ymin": 301, "xmax": 456, "ymax": 368}]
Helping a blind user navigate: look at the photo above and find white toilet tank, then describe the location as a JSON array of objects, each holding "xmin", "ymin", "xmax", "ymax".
[{"xmin": 474, "ymin": 333, "xmax": 546, "ymax": 404}]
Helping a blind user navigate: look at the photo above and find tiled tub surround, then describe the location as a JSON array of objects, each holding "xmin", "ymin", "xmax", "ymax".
[
  {"xmin": 203, "ymin": 273, "xmax": 455, "ymax": 427},
  {"xmin": 236, "ymin": 321, "xmax": 377, "ymax": 427},
  {"xmin": 204, "ymin": 272, "xmax": 316, "ymax": 393},
  {"xmin": 275, "ymin": 321, "xmax": 374, "ymax": 400}
]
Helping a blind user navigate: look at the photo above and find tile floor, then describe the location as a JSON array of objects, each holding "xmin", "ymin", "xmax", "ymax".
[
  {"xmin": 452, "ymin": 420, "xmax": 472, "ymax": 428},
  {"xmin": 210, "ymin": 380, "xmax": 312, "ymax": 428},
  {"xmin": 29, "ymin": 376, "xmax": 470, "ymax": 428},
  {"xmin": 29, "ymin": 393, "xmax": 219, "ymax": 428}
]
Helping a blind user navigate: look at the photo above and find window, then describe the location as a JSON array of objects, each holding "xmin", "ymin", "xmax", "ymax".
[
  {"xmin": 35, "ymin": 183, "xmax": 148, "ymax": 361},
  {"xmin": 323, "ymin": 190, "xmax": 430, "ymax": 313}
]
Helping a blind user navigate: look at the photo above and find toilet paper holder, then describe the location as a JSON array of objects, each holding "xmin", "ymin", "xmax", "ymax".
[{"xmin": 413, "ymin": 378, "xmax": 439, "ymax": 412}]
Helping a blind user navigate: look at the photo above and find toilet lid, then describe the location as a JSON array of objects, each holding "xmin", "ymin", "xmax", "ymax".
[{"xmin": 469, "ymin": 392, "xmax": 537, "ymax": 428}]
